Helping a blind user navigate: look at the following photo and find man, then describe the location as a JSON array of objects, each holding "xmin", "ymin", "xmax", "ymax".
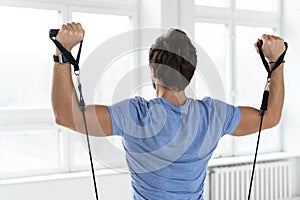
[{"xmin": 52, "ymin": 22, "xmax": 285, "ymax": 199}]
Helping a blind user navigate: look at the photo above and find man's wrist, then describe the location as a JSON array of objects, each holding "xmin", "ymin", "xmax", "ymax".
[
  {"xmin": 55, "ymin": 48, "xmax": 61, "ymax": 56},
  {"xmin": 53, "ymin": 53, "xmax": 70, "ymax": 64},
  {"xmin": 269, "ymin": 61, "xmax": 285, "ymax": 71},
  {"xmin": 270, "ymin": 64, "xmax": 284, "ymax": 77}
]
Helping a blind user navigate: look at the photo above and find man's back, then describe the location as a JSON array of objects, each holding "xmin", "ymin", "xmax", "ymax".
[{"xmin": 108, "ymin": 96, "xmax": 241, "ymax": 199}]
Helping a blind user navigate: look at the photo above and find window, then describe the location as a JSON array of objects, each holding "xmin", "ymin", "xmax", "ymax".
[
  {"xmin": 235, "ymin": 26, "xmax": 274, "ymax": 106},
  {"xmin": 70, "ymin": 12, "xmax": 131, "ymax": 170},
  {"xmin": 194, "ymin": 0, "xmax": 282, "ymax": 157},
  {"xmin": 0, "ymin": 5, "xmax": 63, "ymax": 179},
  {"xmin": 0, "ymin": 2, "xmax": 137, "ymax": 179},
  {"xmin": 234, "ymin": 25, "xmax": 281, "ymax": 155},
  {"xmin": 194, "ymin": 23, "xmax": 228, "ymax": 92},
  {"xmin": 0, "ymin": 128, "xmax": 63, "ymax": 179},
  {"xmin": 195, "ymin": 0, "xmax": 279, "ymax": 12},
  {"xmin": 235, "ymin": 0, "xmax": 279, "ymax": 12},
  {"xmin": 72, "ymin": 12, "xmax": 131, "ymax": 104},
  {"xmin": 194, "ymin": 0, "xmax": 229, "ymax": 8},
  {"xmin": 0, "ymin": 6, "xmax": 59, "ymax": 109},
  {"xmin": 72, "ymin": 12, "xmax": 131, "ymax": 64},
  {"xmin": 194, "ymin": 22, "xmax": 232, "ymax": 157}
]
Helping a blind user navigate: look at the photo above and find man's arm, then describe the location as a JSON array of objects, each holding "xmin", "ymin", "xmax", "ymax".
[
  {"xmin": 51, "ymin": 22, "xmax": 112, "ymax": 137},
  {"xmin": 233, "ymin": 34, "xmax": 285, "ymax": 136}
]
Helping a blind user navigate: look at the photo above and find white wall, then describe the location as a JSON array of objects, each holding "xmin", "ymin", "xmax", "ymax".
[
  {"xmin": 282, "ymin": 0, "xmax": 300, "ymax": 156},
  {"xmin": 282, "ymin": 0, "xmax": 300, "ymax": 197}
]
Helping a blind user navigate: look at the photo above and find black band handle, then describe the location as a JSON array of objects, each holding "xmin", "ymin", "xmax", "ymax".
[
  {"xmin": 257, "ymin": 39, "xmax": 263, "ymax": 48},
  {"xmin": 49, "ymin": 29, "xmax": 59, "ymax": 37},
  {"xmin": 256, "ymin": 39, "xmax": 288, "ymax": 78},
  {"xmin": 49, "ymin": 28, "xmax": 83, "ymax": 74},
  {"xmin": 257, "ymin": 39, "xmax": 288, "ymax": 50},
  {"xmin": 257, "ymin": 39, "xmax": 288, "ymax": 112}
]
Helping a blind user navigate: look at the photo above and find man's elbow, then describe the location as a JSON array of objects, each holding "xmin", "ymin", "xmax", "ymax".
[
  {"xmin": 265, "ymin": 114, "xmax": 281, "ymax": 129},
  {"xmin": 54, "ymin": 115, "xmax": 76, "ymax": 131},
  {"xmin": 55, "ymin": 116, "xmax": 65, "ymax": 127}
]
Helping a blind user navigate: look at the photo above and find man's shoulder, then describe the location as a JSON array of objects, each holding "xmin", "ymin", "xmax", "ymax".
[{"xmin": 111, "ymin": 96, "xmax": 233, "ymax": 113}]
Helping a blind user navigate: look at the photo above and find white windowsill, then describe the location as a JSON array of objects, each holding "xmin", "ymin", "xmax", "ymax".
[
  {"xmin": 1, "ymin": 152, "xmax": 296, "ymax": 186},
  {"xmin": 0, "ymin": 167, "xmax": 129, "ymax": 186}
]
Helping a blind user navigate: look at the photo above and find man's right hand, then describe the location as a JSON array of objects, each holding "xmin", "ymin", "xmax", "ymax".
[
  {"xmin": 254, "ymin": 34, "xmax": 286, "ymax": 70},
  {"xmin": 55, "ymin": 22, "xmax": 85, "ymax": 53}
]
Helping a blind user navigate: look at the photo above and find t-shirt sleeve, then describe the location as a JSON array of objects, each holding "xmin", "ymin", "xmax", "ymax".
[
  {"xmin": 108, "ymin": 99, "xmax": 131, "ymax": 137},
  {"xmin": 107, "ymin": 104, "xmax": 123, "ymax": 136},
  {"xmin": 221, "ymin": 102, "xmax": 241, "ymax": 135},
  {"xmin": 107, "ymin": 97, "xmax": 145, "ymax": 137},
  {"xmin": 204, "ymin": 97, "xmax": 241, "ymax": 137},
  {"xmin": 197, "ymin": 98, "xmax": 241, "ymax": 157}
]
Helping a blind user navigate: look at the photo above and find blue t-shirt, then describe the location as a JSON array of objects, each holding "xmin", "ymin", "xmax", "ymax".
[{"xmin": 108, "ymin": 96, "xmax": 241, "ymax": 200}]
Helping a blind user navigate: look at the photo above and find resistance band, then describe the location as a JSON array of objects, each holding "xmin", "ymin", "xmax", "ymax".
[
  {"xmin": 247, "ymin": 40, "xmax": 288, "ymax": 200},
  {"xmin": 49, "ymin": 29, "xmax": 99, "ymax": 200}
]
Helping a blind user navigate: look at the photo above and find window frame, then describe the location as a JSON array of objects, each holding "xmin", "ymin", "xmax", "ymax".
[
  {"xmin": 0, "ymin": 0, "xmax": 138, "ymax": 179},
  {"xmin": 68, "ymin": 5, "xmax": 138, "ymax": 172}
]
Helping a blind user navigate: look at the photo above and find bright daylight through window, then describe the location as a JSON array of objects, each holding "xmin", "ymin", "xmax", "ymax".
[{"xmin": 194, "ymin": 0, "xmax": 281, "ymax": 157}]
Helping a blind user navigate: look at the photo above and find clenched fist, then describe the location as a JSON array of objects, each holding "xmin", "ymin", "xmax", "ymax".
[
  {"xmin": 255, "ymin": 34, "xmax": 286, "ymax": 70},
  {"xmin": 55, "ymin": 22, "xmax": 85, "ymax": 52}
]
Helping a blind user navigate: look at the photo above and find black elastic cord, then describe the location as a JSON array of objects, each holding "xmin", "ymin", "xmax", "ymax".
[
  {"xmin": 78, "ymin": 81, "xmax": 99, "ymax": 200},
  {"xmin": 247, "ymin": 111, "xmax": 264, "ymax": 200},
  {"xmin": 76, "ymin": 40, "xmax": 83, "ymax": 66},
  {"xmin": 49, "ymin": 29, "xmax": 99, "ymax": 200},
  {"xmin": 247, "ymin": 40, "xmax": 288, "ymax": 200}
]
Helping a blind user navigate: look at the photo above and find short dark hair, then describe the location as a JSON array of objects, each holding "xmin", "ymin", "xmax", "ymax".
[{"xmin": 149, "ymin": 28, "xmax": 197, "ymax": 91}]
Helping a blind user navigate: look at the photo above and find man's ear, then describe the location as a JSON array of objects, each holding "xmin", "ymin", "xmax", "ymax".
[{"xmin": 150, "ymin": 65, "xmax": 157, "ymax": 78}]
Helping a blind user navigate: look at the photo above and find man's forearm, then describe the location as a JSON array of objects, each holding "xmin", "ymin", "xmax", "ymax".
[
  {"xmin": 51, "ymin": 62, "xmax": 79, "ymax": 129},
  {"xmin": 264, "ymin": 64, "xmax": 284, "ymax": 127}
]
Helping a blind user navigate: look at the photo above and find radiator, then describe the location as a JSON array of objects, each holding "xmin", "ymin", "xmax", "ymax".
[{"xmin": 209, "ymin": 160, "xmax": 291, "ymax": 200}]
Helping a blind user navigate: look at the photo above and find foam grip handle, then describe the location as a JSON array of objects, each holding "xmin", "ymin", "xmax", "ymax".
[
  {"xmin": 257, "ymin": 39, "xmax": 288, "ymax": 50},
  {"xmin": 257, "ymin": 39, "xmax": 263, "ymax": 48},
  {"xmin": 49, "ymin": 29, "xmax": 60, "ymax": 37},
  {"xmin": 260, "ymin": 90, "xmax": 269, "ymax": 111},
  {"xmin": 284, "ymin": 42, "xmax": 288, "ymax": 50}
]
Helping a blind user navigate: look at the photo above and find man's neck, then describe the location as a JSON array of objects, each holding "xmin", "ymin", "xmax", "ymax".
[{"xmin": 156, "ymin": 85, "xmax": 187, "ymax": 106}]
